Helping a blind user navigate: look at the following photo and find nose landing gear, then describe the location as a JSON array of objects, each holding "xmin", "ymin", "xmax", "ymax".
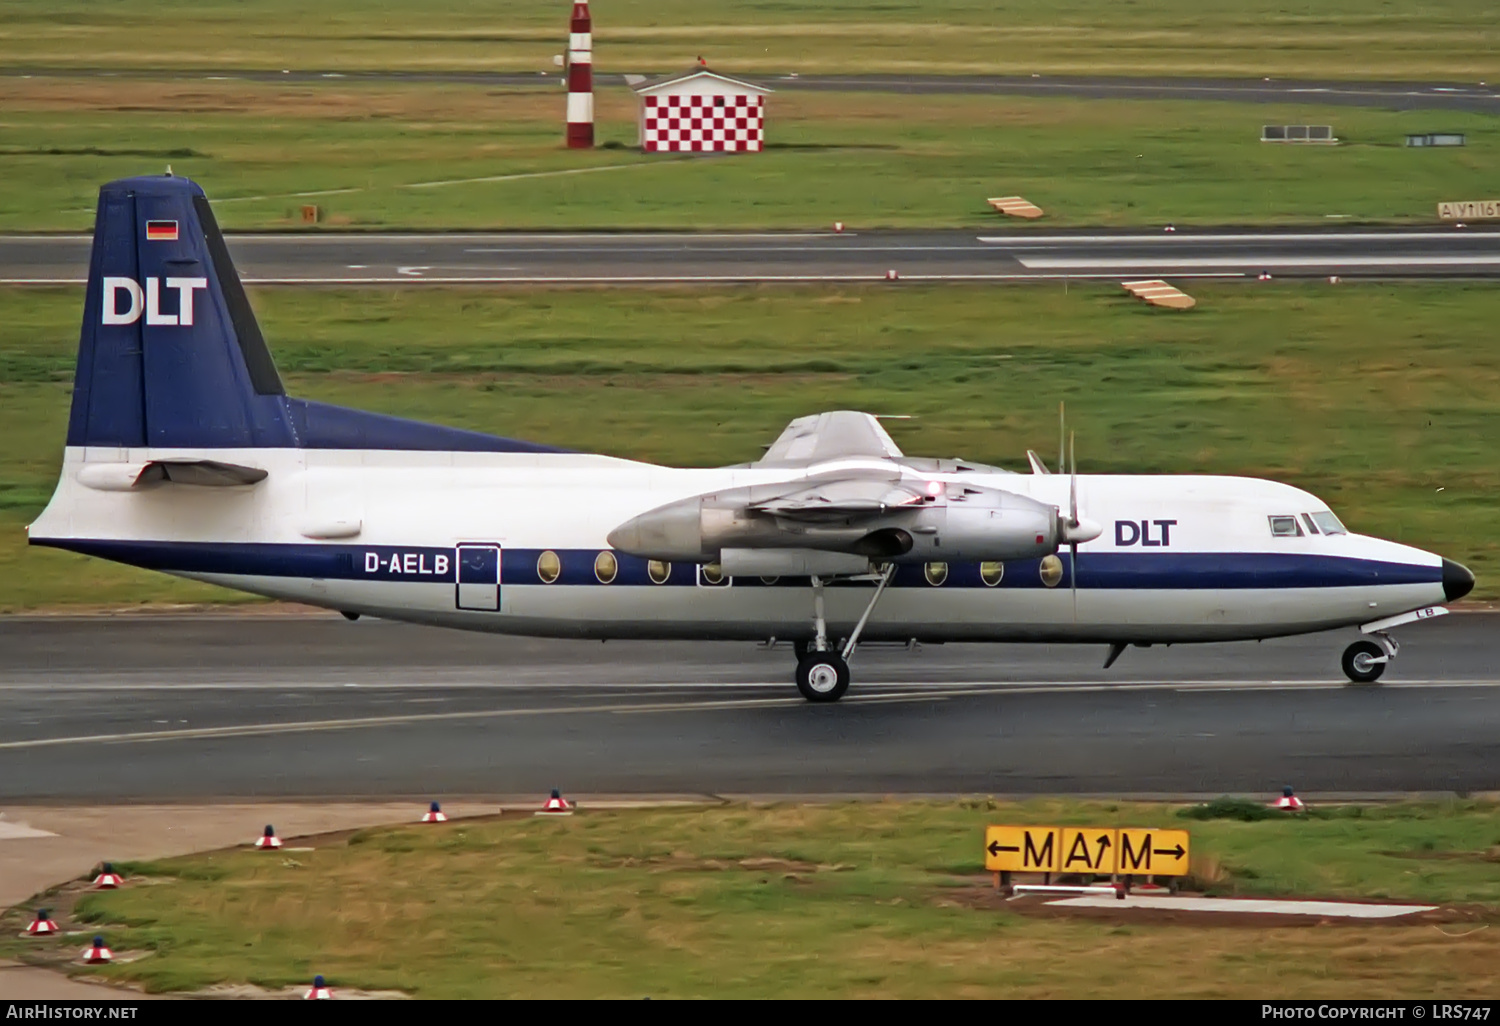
[{"xmin": 1341, "ymin": 639, "xmax": 1389, "ymax": 683}]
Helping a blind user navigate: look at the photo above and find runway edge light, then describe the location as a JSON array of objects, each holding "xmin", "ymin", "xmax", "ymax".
[
  {"xmin": 1274, "ymin": 786, "xmax": 1305, "ymax": 811},
  {"xmin": 255, "ymin": 824, "xmax": 284, "ymax": 849},
  {"xmin": 305, "ymin": 974, "xmax": 333, "ymax": 999},
  {"xmin": 81, "ymin": 936, "xmax": 112, "ymax": 963},
  {"xmin": 93, "ymin": 863, "xmax": 123, "ymax": 889},
  {"xmin": 537, "ymin": 788, "xmax": 574, "ymax": 816},
  {"xmin": 422, "ymin": 801, "xmax": 448, "ymax": 823},
  {"xmin": 26, "ymin": 909, "xmax": 59, "ymax": 935}
]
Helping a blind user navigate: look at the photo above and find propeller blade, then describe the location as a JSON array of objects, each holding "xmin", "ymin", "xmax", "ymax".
[
  {"xmin": 1068, "ymin": 431, "xmax": 1078, "ymax": 526},
  {"xmin": 1068, "ymin": 431, "xmax": 1079, "ymax": 621},
  {"xmin": 1058, "ymin": 401, "xmax": 1065, "ymax": 480}
]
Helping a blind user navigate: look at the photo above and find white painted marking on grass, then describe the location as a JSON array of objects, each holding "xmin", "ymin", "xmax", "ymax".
[
  {"xmin": 403, "ymin": 160, "xmax": 685, "ymax": 190},
  {"xmin": 1050, "ymin": 895, "xmax": 1436, "ymax": 918}
]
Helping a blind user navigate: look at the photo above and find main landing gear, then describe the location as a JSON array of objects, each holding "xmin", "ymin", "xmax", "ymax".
[{"xmin": 792, "ymin": 566, "xmax": 896, "ymax": 703}]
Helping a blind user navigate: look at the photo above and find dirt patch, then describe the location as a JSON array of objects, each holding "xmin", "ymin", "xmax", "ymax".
[
  {"xmin": 189, "ymin": 982, "xmax": 410, "ymax": 1000},
  {"xmin": 944, "ymin": 884, "xmax": 1500, "ymax": 929},
  {"xmin": 1379, "ymin": 848, "xmax": 1500, "ymax": 863},
  {"xmin": 587, "ymin": 851, "xmax": 854, "ymax": 874}
]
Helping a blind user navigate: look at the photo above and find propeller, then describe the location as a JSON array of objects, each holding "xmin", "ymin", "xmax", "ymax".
[{"xmin": 1058, "ymin": 429, "xmax": 1103, "ymax": 618}]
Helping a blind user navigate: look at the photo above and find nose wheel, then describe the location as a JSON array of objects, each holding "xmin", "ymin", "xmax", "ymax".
[
  {"xmin": 796, "ymin": 651, "xmax": 850, "ymax": 702},
  {"xmin": 1342, "ymin": 639, "xmax": 1388, "ymax": 683}
]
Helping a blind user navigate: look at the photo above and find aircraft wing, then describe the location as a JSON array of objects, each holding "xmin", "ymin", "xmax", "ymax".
[
  {"xmin": 754, "ymin": 411, "xmax": 903, "ymax": 467},
  {"xmin": 748, "ymin": 475, "xmax": 925, "ymax": 522}
]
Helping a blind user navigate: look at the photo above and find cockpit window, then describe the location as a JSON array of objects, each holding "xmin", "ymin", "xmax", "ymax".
[
  {"xmin": 1302, "ymin": 514, "xmax": 1320, "ymax": 535},
  {"xmin": 1268, "ymin": 515, "xmax": 1303, "ymax": 537},
  {"xmin": 1310, "ymin": 511, "xmax": 1347, "ymax": 535}
]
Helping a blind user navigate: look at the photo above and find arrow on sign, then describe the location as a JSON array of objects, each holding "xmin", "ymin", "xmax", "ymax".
[
  {"xmin": 1153, "ymin": 844, "xmax": 1186, "ymax": 860},
  {"xmin": 987, "ymin": 841, "xmax": 1019, "ymax": 856}
]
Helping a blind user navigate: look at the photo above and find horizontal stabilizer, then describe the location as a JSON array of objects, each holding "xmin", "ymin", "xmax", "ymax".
[{"xmin": 77, "ymin": 459, "xmax": 267, "ymax": 491}]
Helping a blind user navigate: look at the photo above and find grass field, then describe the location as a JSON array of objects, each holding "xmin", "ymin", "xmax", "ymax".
[
  {"xmin": 5, "ymin": 799, "xmax": 1500, "ymax": 998},
  {"xmin": 6, "ymin": 1, "xmax": 1500, "ymax": 80},
  {"xmin": 2, "ymin": 281, "xmax": 1496, "ymax": 609},
  {"xmin": 4, "ymin": 79, "xmax": 1497, "ymax": 232}
]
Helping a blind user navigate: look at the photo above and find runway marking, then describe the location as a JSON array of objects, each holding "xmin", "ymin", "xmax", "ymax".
[
  {"xmin": 0, "ymin": 687, "xmax": 1002, "ymax": 750},
  {"xmin": 0, "ymin": 272, "xmax": 1243, "ymax": 286},
  {"xmin": 980, "ymin": 232, "xmax": 1500, "ymax": 244},
  {"xmin": 1018, "ymin": 255, "xmax": 1500, "ymax": 269},
  {"xmin": 0, "ymin": 678, "xmax": 1496, "ymax": 693}
]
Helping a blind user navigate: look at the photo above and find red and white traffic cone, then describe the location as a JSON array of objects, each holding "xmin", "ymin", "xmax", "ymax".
[
  {"xmin": 565, "ymin": 3, "xmax": 594, "ymax": 149},
  {"xmin": 884, "ymin": 269, "xmax": 899, "ymax": 281},
  {"xmin": 537, "ymin": 789, "xmax": 574, "ymax": 816},
  {"xmin": 305, "ymin": 974, "xmax": 332, "ymax": 999},
  {"xmin": 26, "ymin": 909, "xmax": 59, "ymax": 935},
  {"xmin": 422, "ymin": 801, "xmax": 448, "ymax": 823},
  {"xmin": 1274, "ymin": 785, "xmax": 1305, "ymax": 811},
  {"xmin": 1328, "ymin": 275, "xmax": 1340, "ymax": 284},
  {"xmin": 93, "ymin": 863, "xmax": 123, "ymax": 889},
  {"xmin": 1163, "ymin": 223, "xmax": 1176, "ymax": 233},
  {"xmin": 254, "ymin": 825, "xmax": 283, "ymax": 850},
  {"xmin": 81, "ymin": 936, "xmax": 112, "ymax": 964},
  {"xmin": 1257, "ymin": 270, "xmax": 1273, "ymax": 281},
  {"xmin": 833, "ymin": 222, "xmax": 844, "ymax": 233}
]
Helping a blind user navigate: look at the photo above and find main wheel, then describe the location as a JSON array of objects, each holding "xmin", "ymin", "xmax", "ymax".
[
  {"xmin": 1341, "ymin": 640, "xmax": 1386, "ymax": 683},
  {"xmin": 795, "ymin": 651, "xmax": 850, "ymax": 703}
]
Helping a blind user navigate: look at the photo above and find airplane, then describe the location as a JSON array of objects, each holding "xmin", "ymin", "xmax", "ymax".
[{"xmin": 28, "ymin": 175, "xmax": 1476, "ymax": 702}]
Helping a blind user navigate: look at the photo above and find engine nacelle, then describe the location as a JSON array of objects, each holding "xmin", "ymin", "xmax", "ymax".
[{"xmin": 607, "ymin": 478, "xmax": 1065, "ymax": 565}]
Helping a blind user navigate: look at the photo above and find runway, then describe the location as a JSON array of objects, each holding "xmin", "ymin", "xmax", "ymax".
[
  {"xmin": 0, "ymin": 612, "xmax": 1495, "ymax": 800},
  {"xmin": 7, "ymin": 228, "xmax": 1500, "ymax": 285},
  {"xmin": 11, "ymin": 69, "xmax": 1500, "ymax": 114}
]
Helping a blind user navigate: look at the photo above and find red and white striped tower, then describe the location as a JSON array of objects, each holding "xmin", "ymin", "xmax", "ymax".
[{"xmin": 566, "ymin": 3, "xmax": 594, "ymax": 148}]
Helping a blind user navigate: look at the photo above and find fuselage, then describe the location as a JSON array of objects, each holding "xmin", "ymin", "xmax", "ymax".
[{"xmin": 30, "ymin": 445, "xmax": 1451, "ymax": 645}]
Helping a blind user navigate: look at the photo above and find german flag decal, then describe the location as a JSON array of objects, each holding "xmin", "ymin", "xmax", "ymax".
[{"xmin": 145, "ymin": 220, "xmax": 178, "ymax": 241}]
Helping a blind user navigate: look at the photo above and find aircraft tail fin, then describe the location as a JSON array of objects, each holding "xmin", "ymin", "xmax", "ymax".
[
  {"xmin": 69, "ymin": 174, "xmax": 299, "ymax": 450},
  {"xmin": 66, "ymin": 174, "xmax": 565, "ymax": 455}
]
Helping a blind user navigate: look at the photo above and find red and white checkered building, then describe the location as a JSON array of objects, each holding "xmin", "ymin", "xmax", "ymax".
[{"xmin": 634, "ymin": 69, "xmax": 771, "ymax": 154}]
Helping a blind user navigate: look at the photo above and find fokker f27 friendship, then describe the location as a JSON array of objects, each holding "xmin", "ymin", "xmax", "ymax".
[{"xmin": 30, "ymin": 176, "xmax": 1475, "ymax": 701}]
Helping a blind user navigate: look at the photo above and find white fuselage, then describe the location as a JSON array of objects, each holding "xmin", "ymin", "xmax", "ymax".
[{"xmin": 30, "ymin": 446, "xmax": 1447, "ymax": 644}]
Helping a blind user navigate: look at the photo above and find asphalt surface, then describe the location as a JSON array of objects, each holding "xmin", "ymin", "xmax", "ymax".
[
  {"xmin": 0, "ymin": 612, "xmax": 1495, "ymax": 800},
  {"xmin": 7, "ymin": 228, "xmax": 1500, "ymax": 285},
  {"xmin": 11, "ymin": 69, "xmax": 1500, "ymax": 114}
]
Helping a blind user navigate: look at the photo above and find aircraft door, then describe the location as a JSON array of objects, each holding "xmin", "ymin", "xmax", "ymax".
[{"xmin": 456, "ymin": 544, "xmax": 501, "ymax": 612}]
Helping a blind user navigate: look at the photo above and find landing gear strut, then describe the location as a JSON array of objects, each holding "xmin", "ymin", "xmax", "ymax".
[{"xmin": 793, "ymin": 566, "xmax": 896, "ymax": 702}]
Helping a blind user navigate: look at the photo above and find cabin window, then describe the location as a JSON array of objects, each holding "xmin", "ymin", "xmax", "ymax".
[
  {"xmin": 699, "ymin": 563, "xmax": 727, "ymax": 586},
  {"xmin": 1039, "ymin": 554, "xmax": 1064, "ymax": 588},
  {"xmin": 1310, "ymin": 511, "xmax": 1348, "ymax": 535},
  {"xmin": 594, "ymin": 551, "xmax": 618, "ymax": 584},
  {"xmin": 979, "ymin": 561, "xmax": 1005, "ymax": 587},
  {"xmin": 1268, "ymin": 516, "xmax": 1303, "ymax": 538},
  {"xmin": 924, "ymin": 562, "xmax": 948, "ymax": 586},
  {"xmin": 537, "ymin": 550, "xmax": 562, "ymax": 583},
  {"xmin": 648, "ymin": 560, "xmax": 671, "ymax": 584}
]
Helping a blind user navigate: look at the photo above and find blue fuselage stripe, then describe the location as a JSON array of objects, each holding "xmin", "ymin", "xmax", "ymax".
[{"xmin": 29, "ymin": 539, "xmax": 1442, "ymax": 591}]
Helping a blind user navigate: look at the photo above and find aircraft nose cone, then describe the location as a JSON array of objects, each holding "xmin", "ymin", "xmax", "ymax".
[{"xmin": 1442, "ymin": 558, "xmax": 1475, "ymax": 602}]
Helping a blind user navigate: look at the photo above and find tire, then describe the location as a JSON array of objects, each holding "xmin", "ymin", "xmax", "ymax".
[
  {"xmin": 795, "ymin": 651, "xmax": 850, "ymax": 703},
  {"xmin": 1341, "ymin": 640, "xmax": 1386, "ymax": 683}
]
